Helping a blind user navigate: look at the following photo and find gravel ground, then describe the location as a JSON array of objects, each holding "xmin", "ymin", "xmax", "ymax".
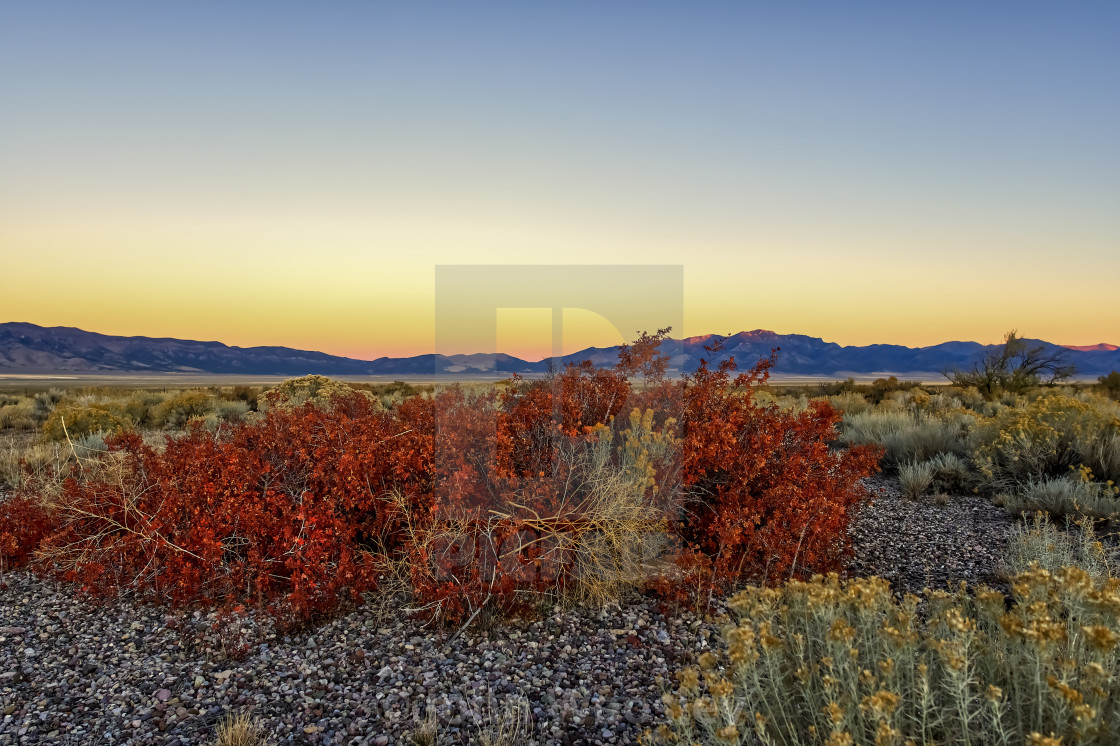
[
  {"xmin": 846, "ymin": 475, "xmax": 1018, "ymax": 596},
  {"xmin": 1, "ymin": 478, "xmax": 1019, "ymax": 745}
]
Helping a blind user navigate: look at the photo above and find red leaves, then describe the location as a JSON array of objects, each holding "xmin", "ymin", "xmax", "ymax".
[
  {"xmin": 0, "ymin": 494, "xmax": 53, "ymax": 570},
  {"xmin": 675, "ymin": 351, "xmax": 881, "ymax": 593},
  {"xmin": 34, "ymin": 392, "xmax": 421, "ymax": 619},
  {"xmin": 13, "ymin": 334, "xmax": 878, "ymax": 624}
]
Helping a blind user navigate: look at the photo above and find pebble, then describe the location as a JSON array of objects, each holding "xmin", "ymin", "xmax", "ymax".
[{"xmin": 0, "ymin": 474, "xmax": 1019, "ymax": 744}]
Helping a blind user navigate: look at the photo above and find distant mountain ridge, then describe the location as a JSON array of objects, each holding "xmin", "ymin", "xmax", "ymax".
[{"xmin": 1, "ymin": 322, "xmax": 1118, "ymax": 378}]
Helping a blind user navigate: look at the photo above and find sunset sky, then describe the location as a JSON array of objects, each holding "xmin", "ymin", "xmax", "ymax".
[{"xmin": 2, "ymin": 2, "xmax": 1117, "ymax": 360}]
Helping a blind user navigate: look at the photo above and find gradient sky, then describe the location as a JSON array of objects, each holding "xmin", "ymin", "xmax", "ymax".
[{"xmin": 2, "ymin": 2, "xmax": 1117, "ymax": 360}]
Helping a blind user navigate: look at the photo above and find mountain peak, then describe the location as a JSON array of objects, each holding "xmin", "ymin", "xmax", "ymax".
[{"xmin": 1064, "ymin": 343, "xmax": 1119, "ymax": 352}]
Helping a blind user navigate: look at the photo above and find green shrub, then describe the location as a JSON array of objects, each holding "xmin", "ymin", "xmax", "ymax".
[
  {"xmin": 826, "ymin": 392, "xmax": 871, "ymax": 416},
  {"xmin": 927, "ymin": 392, "xmax": 963, "ymax": 412},
  {"xmin": 997, "ymin": 467, "xmax": 1120, "ymax": 521},
  {"xmin": 869, "ymin": 376, "xmax": 921, "ymax": 403},
  {"xmin": 31, "ymin": 389, "xmax": 63, "ymax": 421},
  {"xmin": 0, "ymin": 401, "xmax": 36, "ymax": 431},
  {"xmin": 841, "ymin": 409, "xmax": 913, "ymax": 446},
  {"xmin": 72, "ymin": 431, "xmax": 108, "ymax": 461},
  {"xmin": 1082, "ymin": 428, "xmax": 1120, "ymax": 485},
  {"xmin": 898, "ymin": 459, "xmax": 934, "ymax": 499},
  {"xmin": 882, "ymin": 419, "xmax": 967, "ymax": 464},
  {"xmin": 214, "ymin": 400, "xmax": 251, "ymax": 422},
  {"xmin": 1097, "ymin": 371, "xmax": 1120, "ymax": 401},
  {"xmin": 927, "ymin": 452, "xmax": 973, "ymax": 494},
  {"xmin": 118, "ymin": 391, "xmax": 169, "ymax": 428},
  {"xmin": 842, "ymin": 410, "xmax": 968, "ymax": 466},
  {"xmin": 661, "ymin": 569, "xmax": 1120, "ymax": 746}
]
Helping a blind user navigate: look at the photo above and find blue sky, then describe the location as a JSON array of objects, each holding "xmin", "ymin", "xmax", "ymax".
[{"xmin": 2, "ymin": 2, "xmax": 1117, "ymax": 357}]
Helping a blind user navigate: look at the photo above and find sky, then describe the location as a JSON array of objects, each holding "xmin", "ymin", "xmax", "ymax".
[{"xmin": 1, "ymin": 2, "xmax": 1117, "ymax": 360}]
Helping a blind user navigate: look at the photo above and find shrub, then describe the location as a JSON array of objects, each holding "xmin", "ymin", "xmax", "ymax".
[
  {"xmin": 881, "ymin": 418, "xmax": 967, "ymax": 464},
  {"xmin": 868, "ymin": 376, "xmax": 921, "ymax": 403},
  {"xmin": 948, "ymin": 385, "xmax": 987, "ymax": 410},
  {"xmin": 26, "ymin": 334, "xmax": 878, "ymax": 625},
  {"xmin": 997, "ymin": 467, "xmax": 1120, "ymax": 520},
  {"xmin": 72, "ymin": 430, "xmax": 107, "ymax": 461},
  {"xmin": 673, "ymin": 350, "xmax": 880, "ymax": 594},
  {"xmin": 36, "ymin": 393, "xmax": 429, "ymax": 621},
  {"xmin": 214, "ymin": 400, "xmax": 251, "ymax": 423},
  {"xmin": 842, "ymin": 410, "xmax": 967, "ymax": 466},
  {"xmin": 42, "ymin": 404, "xmax": 132, "ymax": 441},
  {"xmin": 926, "ymin": 451, "xmax": 973, "ymax": 494},
  {"xmin": 898, "ymin": 459, "xmax": 934, "ymax": 499},
  {"xmin": 118, "ymin": 390, "xmax": 169, "ymax": 427},
  {"xmin": 841, "ymin": 409, "xmax": 914, "ymax": 447},
  {"xmin": 1083, "ymin": 428, "xmax": 1120, "ymax": 486},
  {"xmin": 31, "ymin": 389, "xmax": 63, "ymax": 421},
  {"xmin": 152, "ymin": 390, "xmax": 216, "ymax": 428},
  {"xmin": 0, "ymin": 401, "xmax": 36, "ymax": 431},
  {"xmin": 660, "ymin": 569, "xmax": 1120, "ymax": 746},
  {"xmin": 826, "ymin": 392, "xmax": 871, "ymax": 416},
  {"xmin": 0, "ymin": 494, "xmax": 54, "ymax": 570},
  {"xmin": 969, "ymin": 394, "xmax": 1117, "ymax": 491},
  {"xmin": 1098, "ymin": 371, "xmax": 1120, "ymax": 400},
  {"xmin": 1002, "ymin": 512, "xmax": 1117, "ymax": 582},
  {"xmin": 257, "ymin": 375, "xmax": 377, "ymax": 413}
]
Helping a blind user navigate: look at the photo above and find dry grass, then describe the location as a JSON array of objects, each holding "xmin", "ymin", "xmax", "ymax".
[
  {"xmin": 407, "ymin": 707, "xmax": 440, "ymax": 746},
  {"xmin": 0, "ymin": 432, "xmax": 70, "ymax": 496},
  {"xmin": 212, "ymin": 712, "xmax": 266, "ymax": 746},
  {"xmin": 491, "ymin": 408, "xmax": 675, "ymax": 608},
  {"xmin": 477, "ymin": 696, "xmax": 534, "ymax": 746}
]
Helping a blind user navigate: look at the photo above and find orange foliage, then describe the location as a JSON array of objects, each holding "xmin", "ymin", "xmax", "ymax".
[{"xmin": 11, "ymin": 331, "xmax": 878, "ymax": 623}]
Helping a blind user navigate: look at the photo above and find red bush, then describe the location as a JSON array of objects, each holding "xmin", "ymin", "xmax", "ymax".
[
  {"xmin": 0, "ymin": 494, "xmax": 54, "ymax": 570},
  {"xmin": 676, "ymin": 347, "xmax": 881, "ymax": 591},
  {"xmin": 37, "ymin": 393, "xmax": 433, "ymax": 620},
  {"xmin": 25, "ymin": 332, "xmax": 879, "ymax": 623}
]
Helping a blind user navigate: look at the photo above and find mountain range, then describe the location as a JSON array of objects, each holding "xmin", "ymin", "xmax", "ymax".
[{"xmin": 1, "ymin": 322, "xmax": 1118, "ymax": 379}]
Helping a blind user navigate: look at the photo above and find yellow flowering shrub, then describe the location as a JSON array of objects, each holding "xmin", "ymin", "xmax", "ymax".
[
  {"xmin": 257, "ymin": 374, "xmax": 378, "ymax": 413},
  {"xmin": 969, "ymin": 394, "xmax": 1119, "ymax": 490},
  {"xmin": 660, "ymin": 571, "xmax": 1120, "ymax": 745},
  {"xmin": 41, "ymin": 403, "xmax": 132, "ymax": 441}
]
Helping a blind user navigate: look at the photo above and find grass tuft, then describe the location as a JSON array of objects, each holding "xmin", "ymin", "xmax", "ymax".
[{"xmin": 212, "ymin": 712, "xmax": 266, "ymax": 746}]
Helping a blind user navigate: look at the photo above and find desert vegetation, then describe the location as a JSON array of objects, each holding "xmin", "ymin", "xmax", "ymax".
[
  {"xmin": 3, "ymin": 339, "xmax": 1120, "ymax": 744},
  {"xmin": 0, "ymin": 334, "xmax": 879, "ymax": 625}
]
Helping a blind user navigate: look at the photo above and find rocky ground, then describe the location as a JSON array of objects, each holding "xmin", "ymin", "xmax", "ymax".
[
  {"xmin": 846, "ymin": 474, "xmax": 1018, "ymax": 596},
  {"xmin": 1, "ymin": 478, "xmax": 1019, "ymax": 745}
]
